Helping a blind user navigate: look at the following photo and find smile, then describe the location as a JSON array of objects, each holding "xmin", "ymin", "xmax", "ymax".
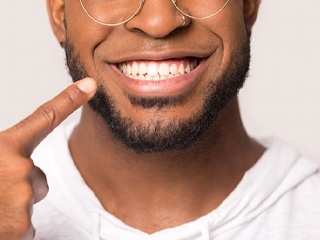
[{"xmin": 117, "ymin": 58, "xmax": 199, "ymax": 80}]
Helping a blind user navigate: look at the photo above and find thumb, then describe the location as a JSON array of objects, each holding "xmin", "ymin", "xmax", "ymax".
[{"xmin": 30, "ymin": 166, "xmax": 49, "ymax": 204}]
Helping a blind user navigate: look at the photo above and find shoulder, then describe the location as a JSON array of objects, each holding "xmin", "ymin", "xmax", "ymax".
[
  {"xmin": 261, "ymin": 138, "xmax": 320, "ymax": 198},
  {"xmin": 262, "ymin": 139, "xmax": 320, "ymax": 230}
]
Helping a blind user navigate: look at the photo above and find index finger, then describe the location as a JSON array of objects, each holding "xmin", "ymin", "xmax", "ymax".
[{"xmin": 6, "ymin": 78, "xmax": 97, "ymax": 156}]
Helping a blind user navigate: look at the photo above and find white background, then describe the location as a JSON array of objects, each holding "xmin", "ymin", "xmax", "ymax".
[{"xmin": 1, "ymin": 1, "xmax": 319, "ymax": 160}]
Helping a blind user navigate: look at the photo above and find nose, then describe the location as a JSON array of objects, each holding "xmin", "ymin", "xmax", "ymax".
[{"xmin": 125, "ymin": 0, "xmax": 188, "ymax": 38}]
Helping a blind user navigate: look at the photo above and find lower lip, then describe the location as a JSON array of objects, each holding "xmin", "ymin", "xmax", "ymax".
[{"xmin": 109, "ymin": 59, "xmax": 207, "ymax": 97}]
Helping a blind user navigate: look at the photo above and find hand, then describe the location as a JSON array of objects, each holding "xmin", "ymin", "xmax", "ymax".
[{"xmin": 0, "ymin": 78, "xmax": 97, "ymax": 240}]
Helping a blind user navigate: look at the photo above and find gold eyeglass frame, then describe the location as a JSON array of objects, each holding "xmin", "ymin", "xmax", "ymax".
[{"xmin": 79, "ymin": 0, "xmax": 231, "ymax": 26}]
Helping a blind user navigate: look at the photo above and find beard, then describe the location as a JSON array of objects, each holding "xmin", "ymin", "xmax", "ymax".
[{"xmin": 65, "ymin": 36, "xmax": 251, "ymax": 153}]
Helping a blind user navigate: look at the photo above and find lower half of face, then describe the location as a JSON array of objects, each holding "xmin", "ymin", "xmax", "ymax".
[{"xmin": 65, "ymin": 34, "xmax": 251, "ymax": 153}]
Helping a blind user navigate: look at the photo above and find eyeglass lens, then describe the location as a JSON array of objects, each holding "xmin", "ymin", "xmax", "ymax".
[{"xmin": 80, "ymin": 0, "xmax": 230, "ymax": 26}]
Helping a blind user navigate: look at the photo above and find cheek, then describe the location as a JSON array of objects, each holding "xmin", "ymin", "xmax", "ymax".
[
  {"xmin": 204, "ymin": 0, "xmax": 247, "ymax": 45},
  {"xmin": 64, "ymin": 0, "xmax": 114, "ymax": 73},
  {"xmin": 202, "ymin": 3, "xmax": 248, "ymax": 68},
  {"xmin": 224, "ymin": 5, "xmax": 248, "ymax": 45}
]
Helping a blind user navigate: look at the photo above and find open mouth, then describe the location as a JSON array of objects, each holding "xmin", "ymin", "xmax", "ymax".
[{"xmin": 117, "ymin": 58, "xmax": 200, "ymax": 81}]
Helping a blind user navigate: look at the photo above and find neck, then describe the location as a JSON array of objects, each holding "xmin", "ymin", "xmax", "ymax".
[{"xmin": 69, "ymin": 97, "xmax": 265, "ymax": 233}]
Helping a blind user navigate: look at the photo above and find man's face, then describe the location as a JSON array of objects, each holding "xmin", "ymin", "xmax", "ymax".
[{"xmin": 61, "ymin": 0, "xmax": 256, "ymax": 153}]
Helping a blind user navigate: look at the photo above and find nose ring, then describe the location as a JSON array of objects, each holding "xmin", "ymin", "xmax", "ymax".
[{"xmin": 180, "ymin": 14, "xmax": 186, "ymax": 27}]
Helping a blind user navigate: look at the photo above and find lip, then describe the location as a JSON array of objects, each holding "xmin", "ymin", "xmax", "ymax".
[
  {"xmin": 106, "ymin": 49, "xmax": 212, "ymax": 64},
  {"xmin": 109, "ymin": 58, "xmax": 207, "ymax": 97}
]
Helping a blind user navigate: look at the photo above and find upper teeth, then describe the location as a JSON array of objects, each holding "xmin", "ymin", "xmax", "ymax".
[{"xmin": 118, "ymin": 60, "xmax": 198, "ymax": 80}]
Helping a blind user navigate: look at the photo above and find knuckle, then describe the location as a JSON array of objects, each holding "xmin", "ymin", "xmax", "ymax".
[
  {"xmin": 16, "ymin": 159, "xmax": 35, "ymax": 177},
  {"xmin": 62, "ymin": 87, "xmax": 82, "ymax": 106},
  {"xmin": 1, "ymin": 157, "xmax": 34, "ymax": 177},
  {"xmin": 37, "ymin": 105, "xmax": 57, "ymax": 129}
]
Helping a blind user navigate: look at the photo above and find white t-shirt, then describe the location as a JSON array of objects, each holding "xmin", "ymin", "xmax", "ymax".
[{"xmin": 32, "ymin": 122, "xmax": 320, "ymax": 240}]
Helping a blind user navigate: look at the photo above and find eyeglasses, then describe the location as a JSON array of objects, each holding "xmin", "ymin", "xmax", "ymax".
[{"xmin": 80, "ymin": 0, "xmax": 231, "ymax": 26}]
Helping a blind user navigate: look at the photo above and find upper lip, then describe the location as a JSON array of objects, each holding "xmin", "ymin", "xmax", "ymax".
[{"xmin": 105, "ymin": 49, "xmax": 213, "ymax": 64}]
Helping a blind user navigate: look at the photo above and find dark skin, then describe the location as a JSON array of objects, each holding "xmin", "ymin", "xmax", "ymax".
[
  {"xmin": 0, "ymin": 78, "xmax": 97, "ymax": 239},
  {"xmin": 0, "ymin": 0, "xmax": 263, "ymax": 238},
  {"xmin": 71, "ymin": 100, "xmax": 263, "ymax": 233}
]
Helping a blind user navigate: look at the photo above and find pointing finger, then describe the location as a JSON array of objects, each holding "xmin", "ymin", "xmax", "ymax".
[{"xmin": 5, "ymin": 78, "xmax": 97, "ymax": 156}]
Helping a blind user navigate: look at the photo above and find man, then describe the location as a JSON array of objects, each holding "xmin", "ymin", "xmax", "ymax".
[{"xmin": 0, "ymin": 0, "xmax": 319, "ymax": 239}]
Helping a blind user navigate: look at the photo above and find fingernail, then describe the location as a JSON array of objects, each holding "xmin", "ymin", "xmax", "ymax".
[{"xmin": 76, "ymin": 78, "xmax": 97, "ymax": 94}]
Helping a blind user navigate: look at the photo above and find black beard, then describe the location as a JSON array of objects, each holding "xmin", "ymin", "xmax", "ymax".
[{"xmin": 65, "ymin": 37, "xmax": 251, "ymax": 153}]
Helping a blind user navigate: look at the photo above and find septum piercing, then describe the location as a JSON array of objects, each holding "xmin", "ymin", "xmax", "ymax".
[{"xmin": 181, "ymin": 14, "xmax": 186, "ymax": 27}]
